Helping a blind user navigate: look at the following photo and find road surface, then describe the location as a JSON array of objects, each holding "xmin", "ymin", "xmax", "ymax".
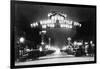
[{"xmin": 15, "ymin": 52, "xmax": 94, "ymax": 66}]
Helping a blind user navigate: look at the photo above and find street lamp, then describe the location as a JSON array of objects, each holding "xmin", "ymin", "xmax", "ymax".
[
  {"xmin": 19, "ymin": 37, "xmax": 25, "ymax": 43},
  {"xmin": 48, "ymin": 38, "xmax": 51, "ymax": 46},
  {"xmin": 67, "ymin": 37, "xmax": 71, "ymax": 46}
]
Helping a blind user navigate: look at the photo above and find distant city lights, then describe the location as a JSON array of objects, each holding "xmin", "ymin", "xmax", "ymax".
[
  {"xmin": 77, "ymin": 42, "xmax": 83, "ymax": 45},
  {"xmin": 85, "ymin": 42, "xmax": 88, "ymax": 45},
  {"xmin": 45, "ymin": 46, "xmax": 61, "ymax": 54},
  {"xmin": 53, "ymin": 48, "xmax": 61, "ymax": 54},
  {"xmin": 41, "ymin": 30, "xmax": 47, "ymax": 34}
]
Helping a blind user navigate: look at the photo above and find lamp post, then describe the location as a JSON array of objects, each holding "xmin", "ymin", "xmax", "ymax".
[
  {"xmin": 19, "ymin": 37, "xmax": 25, "ymax": 57},
  {"xmin": 40, "ymin": 30, "xmax": 47, "ymax": 50},
  {"xmin": 49, "ymin": 37, "xmax": 51, "ymax": 46},
  {"xmin": 67, "ymin": 37, "xmax": 71, "ymax": 45}
]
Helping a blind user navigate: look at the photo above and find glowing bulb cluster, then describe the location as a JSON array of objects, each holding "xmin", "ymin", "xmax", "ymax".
[
  {"xmin": 48, "ymin": 12, "xmax": 67, "ymax": 18},
  {"xmin": 30, "ymin": 13, "xmax": 81, "ymax": 28},
  {"xmin": 74, "ymin": 22, "xmax": 81, "ymax": 27},
  {"xmin": 73, "ymin": 41, "xmax": 83, "ymax": 46},
  {"xmin": 51, "ymin": 15, "xmax": 64, "ymax": 21},
  {"xmin": 60, "ymin": 24, "xmax": 72, "ymax": 28},
  {"xmin": 30, "ymin": 22, "xmax": 38, "ymax": 28}
]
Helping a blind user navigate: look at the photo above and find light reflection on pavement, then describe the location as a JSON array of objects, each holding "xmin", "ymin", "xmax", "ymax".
[{"xmin": 15, "ymin": 52, "xmax": 94, "ymax": 66}]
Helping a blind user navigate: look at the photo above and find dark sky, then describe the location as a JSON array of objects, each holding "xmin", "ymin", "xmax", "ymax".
[
  {"xmin": 14, "ymin": 3, "xmax": 96, "ymax": 48},
  {"xmin": 15, "ymin": 3, "xmax": 96, "ymax": 23}
]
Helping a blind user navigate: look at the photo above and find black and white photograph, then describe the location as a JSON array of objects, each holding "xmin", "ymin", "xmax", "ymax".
[{"xmin": 11, "ymin": 0, "xmax": 96, "ymax": 68}]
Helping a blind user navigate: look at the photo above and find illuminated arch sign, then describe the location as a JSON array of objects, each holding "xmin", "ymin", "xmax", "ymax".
[{"xmin": 30, "ymin": 12, "xmax": 81, "ymax": 29}]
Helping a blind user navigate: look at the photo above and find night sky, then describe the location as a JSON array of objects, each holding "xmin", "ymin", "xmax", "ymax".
[{"xmin": 14, "ymin": 2, "xmax": 96, "ymax": 48}]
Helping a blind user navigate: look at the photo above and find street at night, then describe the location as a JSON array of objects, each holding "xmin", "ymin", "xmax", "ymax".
[
  {"xmin": 15, "ymin": 52, "xmax": 94, "ymax": 66},
  {"xmin": 11, "ymin": 1, "xmax": 96, "ymax": 68}
]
